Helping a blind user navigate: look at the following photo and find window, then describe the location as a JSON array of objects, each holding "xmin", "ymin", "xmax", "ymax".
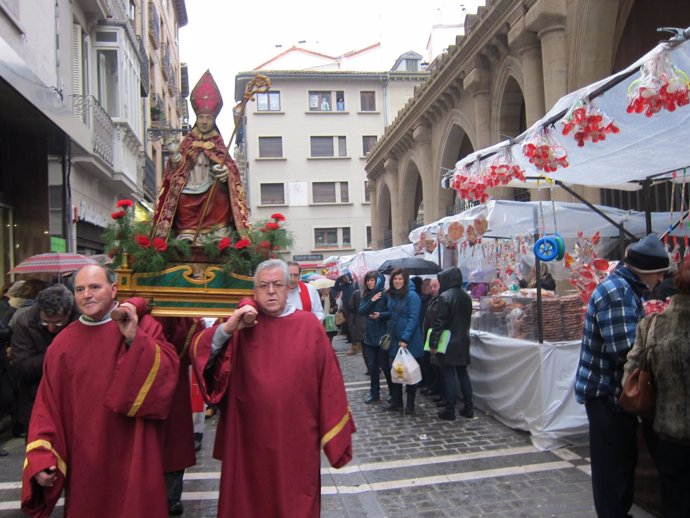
[
  {"xmin": 258, "ymin": 137, "xmax": 283, "ymax": 158},
  {"xmin": 308, "ymin": 90, "xmax": 344, "ymax": 112},
  {"xmin": 97, "ymin": 49, "xmax": 119, "ymax": 117},
  {"xmin": 366, "ymin": 226, "xmax": 372, "ymax": 249},
  {"xmin": 314, "ymin": 227, "xmax": 352, "ymax": 249},
  {"xmin": 360, "ymin": 91, "xmax": 376, "ymax": 111},
  {"xmin": 364, "ymin": 181, "xmax": 371, "ymax": 203},
  {"xmin": 310, "ymin": 136, "xmax": 347, "ymax": 157},
  {"xmin": 312, "ymin": 182, "xmax": 349, "ymax": 204},
  {"xmin": 362, "ymin": 135, "xmax": 377, "ymax": 156},
  {"xmin": 257, "ymin": 91, "xmax": 281, "ymax": 111},
  {"xmin": 260, "ymin": 183, "xmax": 285, "ymax": 205},
  {"xmin": 405, "ymin": 58, "xmax": 419, "ymax": 72}
]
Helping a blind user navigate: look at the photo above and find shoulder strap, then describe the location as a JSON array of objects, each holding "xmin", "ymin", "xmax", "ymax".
[
  {"xmin": 642, "ymin": 313, "xmax": 658, "ymax": 368},
  {"xmin": 298, "ymin": 282, "xmax": 312, "ymax": 312}
]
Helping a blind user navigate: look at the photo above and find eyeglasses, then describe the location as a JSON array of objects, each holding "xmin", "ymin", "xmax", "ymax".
[
  {"xmin": 256, "ymin": 281, "xmax": 287, "ymax": 292},
  {"xmin": 40, "ymin": 321, "xmax": 67, "ymax": 328}
]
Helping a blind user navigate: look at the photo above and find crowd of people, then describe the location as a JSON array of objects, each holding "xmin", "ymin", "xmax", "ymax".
[{"xmin": 1, "ymin": 229, "xmax": 688, "ymax": 517}]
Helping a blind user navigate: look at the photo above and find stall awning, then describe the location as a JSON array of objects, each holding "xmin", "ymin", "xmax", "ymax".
[{"xmin": 451, "ymin": 32, "xmax": 690, "ymax": 189}]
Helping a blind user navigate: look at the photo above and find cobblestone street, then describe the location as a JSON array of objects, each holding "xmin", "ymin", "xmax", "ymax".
[{"xmin": 0, "ymin": 334, "xmax": 654, "ymax": 517}]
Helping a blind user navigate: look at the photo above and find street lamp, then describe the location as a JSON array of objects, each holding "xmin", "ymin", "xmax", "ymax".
[{"xmin": 146, "ymin": 123, "xmax": 189, "ymax": 142}]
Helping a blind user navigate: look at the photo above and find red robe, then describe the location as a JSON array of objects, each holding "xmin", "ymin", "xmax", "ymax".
[
  {"xmin": 190, "ymin": 310, "xmax": 355, "ymax": 518},
  {"xmin": 158, "ymin": 317, "xmax": 199, "ymax": 473},
  {"xmin": 21, "ymin": 315, "xmax": 180, "ymax": 518}
]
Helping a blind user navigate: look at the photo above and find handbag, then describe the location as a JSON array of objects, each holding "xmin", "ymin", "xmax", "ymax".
[
  {"xmin": 379, "ymin": 333, "xmax": 392, "ymax": 351},
  {"xmin": 619, "ymin": 314, "xmax": 657, "ymax": 417}
]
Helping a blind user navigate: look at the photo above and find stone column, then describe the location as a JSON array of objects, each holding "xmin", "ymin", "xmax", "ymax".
[
  {"xmin": 384, "ymin": 157, "xmax": 406, "ymax": 246},
  {"xmin": 413, "ymin": 120, "xmax": 437, "ymax": 223},
  {"xmin": 368, "ymin": 179, "xmax": 379, "ymax": 249},
  {"xmin": 508, "ymin": 19, "xmax": 546, "ymax": 125},
  {"xmin": 526, "ymin": 0, "xmax": 567, "ymax": 108},
  {"xmin": 463, "ymin": 60, "xmax": 492, "ymax": 150}
]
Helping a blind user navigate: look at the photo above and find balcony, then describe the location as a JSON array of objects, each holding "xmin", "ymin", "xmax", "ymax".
[
  {"xmin": 162, "ymin": 48, "xmax": 172, "ymax": 81},
  {"xmin": 139, "ymin": 36, "xmax": 149, "ymax": 97},
  {"xmin": 74, "ymin": 0, "xmax": 112, "ymax": 19},
  {"xmin": 143, "ymin": 154, "xmax": 157, "ymax": 202},
  {"xmin": 71, "ymin": 95, "xmax": 114, "ymax": 167},
  {"xmin": 148, "ymin": 3, "xmax": 161, "ymax": 49},
  {"xmin": 180, "ymin": 64, "xmax": 189, "ymax": 98},
  {"xmin": 150, "ymin": 93, "xmax": 163, "ymax": 122}
]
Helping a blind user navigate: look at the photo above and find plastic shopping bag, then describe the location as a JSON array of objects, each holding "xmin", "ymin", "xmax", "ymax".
[{"xmin": 390, "ymin": 348, "xmax": 422, "ymax": 385}]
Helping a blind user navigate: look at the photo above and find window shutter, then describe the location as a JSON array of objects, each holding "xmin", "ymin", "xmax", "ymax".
[{"xmin": 72, "ymin": 24, "xmax": 83, "ymax": 96}]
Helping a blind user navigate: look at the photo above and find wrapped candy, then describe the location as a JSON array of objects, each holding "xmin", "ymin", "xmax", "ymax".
[
  {"xmin": 522, "ymin": 128, "xmax": 569, "ymax": 173},
  {"xmin": 561, "ymin": 98, "xmax": 620, "ymax": 147},
  {"xmin": 627, "ymin": 50, "xmax": 690, "ymax": 117}
]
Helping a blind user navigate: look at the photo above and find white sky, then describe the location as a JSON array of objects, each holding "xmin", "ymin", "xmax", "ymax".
[{"xmin": 179, "ymin": 0, "xmax": 484, "ymax": 139}]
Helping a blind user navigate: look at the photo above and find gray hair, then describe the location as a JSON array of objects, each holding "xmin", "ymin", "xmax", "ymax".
[
  {"xmin": 254, "ymin": 259, "xmax": 289, "ymax": 285},
  {"xmin": 36, "ymin": 285, "xmax": 75, "ymax": 316},
  {"xmin": 73, "ymin": 264, "xmax": 117, "ymax": 285}
]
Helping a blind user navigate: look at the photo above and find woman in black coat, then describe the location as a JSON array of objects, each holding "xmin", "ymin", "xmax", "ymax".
[
  {"xmin": 429, "ymin": 267, "xmax": 474, "ymax": 421},
  {"xmin": 358, "ymin": 271, "xmax": 389, "ymax": 404}
]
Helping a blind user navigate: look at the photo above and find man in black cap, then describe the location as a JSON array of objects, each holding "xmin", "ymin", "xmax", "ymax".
[{"xmin": 575, "ymin": 233, "xmax": 669, "ymax": 518}]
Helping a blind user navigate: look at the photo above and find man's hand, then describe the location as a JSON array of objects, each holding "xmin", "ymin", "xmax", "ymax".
[
  {"xmin": 34, "ymin": 466, "xmax": 57, "ymax": 487},
  {"xmin": 430, "ymin": 347, "xmax": 438, "ymax": 356},
  {"xmin": 116, "ymin": 302, "xmax": 139, "ymax": 344},
  {"xmin": 222, "ymin": 305, "xmax": 258, "ymax": 335}
]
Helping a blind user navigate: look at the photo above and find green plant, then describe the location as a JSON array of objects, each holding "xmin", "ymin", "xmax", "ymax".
[{"xmin": 104, "ymin": 203, "xmax": 291, "ymax": 276}]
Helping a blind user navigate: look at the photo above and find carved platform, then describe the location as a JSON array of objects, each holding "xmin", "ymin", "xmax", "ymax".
[{"xmin": 115, "ymin": 263, "xmax": 253, "ymax": 318}]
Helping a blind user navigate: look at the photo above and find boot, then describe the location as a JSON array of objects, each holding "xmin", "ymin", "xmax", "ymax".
[
  {"xmin": 405, "ymin": 388, "xmax": 416, "ymax": 414},
  {"xmin": 459, "ymin": 403, "xmax": 474, "ymax": 419},
  {"xmin": 384, "ymin": 385, "xmax": 403, "ymax": 410}
]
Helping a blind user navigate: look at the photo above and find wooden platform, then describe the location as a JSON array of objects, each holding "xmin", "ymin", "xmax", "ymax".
[{"xmin": 115, "ymin": 263, "xmax": 253, "ymax": 318}]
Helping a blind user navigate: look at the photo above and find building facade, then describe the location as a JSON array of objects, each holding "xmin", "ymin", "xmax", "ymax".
[
  {"xmin": 0, "ymin": 0, "xmax": 187, "ymax": 278},
  {"xmin": 365, "ymin": 0, "xmax": 690, "ymax": 249},
  {"xmin": 235, "ymin": 47, "xmax": 427, "ymax": 265}
]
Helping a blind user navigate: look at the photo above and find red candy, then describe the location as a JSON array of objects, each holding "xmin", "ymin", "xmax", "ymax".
[
  {"xmin": 522, "ymin": 128, "xmax": 569, "ymax": 173},
  {"xmin": 562, "ymin": 101, "xmax": 619, "ymax": 147},
  {"xmin": 627, "ymin": 51, "xmax": 690, "ymax": 118}
]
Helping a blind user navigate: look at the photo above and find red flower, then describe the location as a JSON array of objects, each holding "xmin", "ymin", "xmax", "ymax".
[
  {"xmin": 218, "ymin": 237, "xmax": 232, "ymax": 251},
  {"xmin": 135, "ymin": 235, "xmax": 151, "ymax": 248},
  {"xmin": 258, "ymin": 240, "xmax": 271, "ymax": 248},
  {"xmin": 264, "ymin": 222, "xmax": 280, "ymax": 231},
  {"xmin": 111, "ymin": 210, "xmax": 126, "ymax": 220},
  {"xmin": 116, "ymin": 199, "xmax": 134, "ymax": 209},
  {"xmin": 271, "ymin": 213, "xmax": 285, "ymax": 222},
  {"xmin": 152, "ymin": 237, "xmax": 168, "ymax": 252},
  {"xmin": 235, "ymin": 238, "xmax": 251, "ymax": 250}
]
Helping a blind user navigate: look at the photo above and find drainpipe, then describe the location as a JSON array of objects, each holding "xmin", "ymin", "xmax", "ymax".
[
  {"xmin": 54, "ymin": 0, "xmax": 63, "ymax": 99},
  {"xmin": 382, "ymin": 72, "xmax": 390, "ymax": 126}
]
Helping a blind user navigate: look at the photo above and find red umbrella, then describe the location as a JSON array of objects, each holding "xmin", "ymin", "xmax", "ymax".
[{"xmin": 10, "ymin": 253, "xmax": 98, "ymax": 274}]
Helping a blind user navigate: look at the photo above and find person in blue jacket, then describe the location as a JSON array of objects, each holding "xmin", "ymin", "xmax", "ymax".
[
  {"xmin": 359, "ymin": 271, "xmax": 389, "ymax": 405},
  {"xmin": 380, "ymin": 268, "xmax": 423, "ymax": 413}
]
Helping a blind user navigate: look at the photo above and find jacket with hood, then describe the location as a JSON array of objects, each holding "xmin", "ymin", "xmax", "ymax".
[
  {"xmin": 430, "ymin": 267, "xmax": 473, "ymax": 366},
  {"xmin": 359, "ymin": 273, "xmax": 388, "ymax": 347},
  {"xmin": 380, "ymin": 280, "xmax": 423, "ymax": 359}
]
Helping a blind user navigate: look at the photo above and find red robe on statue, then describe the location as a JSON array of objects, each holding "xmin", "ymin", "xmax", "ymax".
[
  {"xmin": 190, "ymin": 309, "xmax": 355, "ymax": 518},
  {"xmin": 21, "ymin": 311, "xmax": 180, "ymax": 518}
]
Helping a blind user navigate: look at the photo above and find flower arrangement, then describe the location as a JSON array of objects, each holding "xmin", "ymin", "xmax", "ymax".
[{"xmin": 104, "ymin": 202, "xmax": 291, "ymax": 276}]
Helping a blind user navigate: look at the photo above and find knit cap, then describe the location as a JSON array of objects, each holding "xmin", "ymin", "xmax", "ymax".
[{"xmin": 624, "ymin": 234, "xmax": 669, "ymax": 273}]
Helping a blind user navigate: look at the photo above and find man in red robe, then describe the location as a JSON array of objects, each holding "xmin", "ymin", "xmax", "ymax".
[
  {"xmin": 190, "ymin": 259, "xmax": 355, "ymax": 518},
  {"xmin": 21, "ymin": 265, "xmax": 179, "ymax": 518},
  {"xmin": 152, "ymin": 70, "xmax": 248, "ymax": 243}
]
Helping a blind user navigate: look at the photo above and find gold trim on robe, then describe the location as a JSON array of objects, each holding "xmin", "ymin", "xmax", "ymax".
[
  {"xmin": 320, "ymin": 408, "xmax": 352, "ymax": 448},
  {"xmin": 24, "ymin": 440, "xmax": 67, "ymax": 477},
  {"xmin": 127, "ymin": 345, "xmax": 162, "ymax": 417}
]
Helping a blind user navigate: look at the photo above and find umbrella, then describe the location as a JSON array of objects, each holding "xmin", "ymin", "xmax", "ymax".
[
  {"xmin": 301, "ymin": 273, "xmax": 322, "ymax": 282},
  {"xmin": 378, "ymin": 257, "xmax": 442, "ymax": 275},
  {"xmin": 309, "ymin": 278, "xmax": 335, "ymax": 289},
  {"xmin": 10, "ymin": 253, "xmax": 98, "ymax": 274}
]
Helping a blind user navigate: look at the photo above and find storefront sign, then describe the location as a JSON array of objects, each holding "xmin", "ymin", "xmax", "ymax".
[
  {"xmin": 293, "ymin": 254, "xmax": 323, "ymax": 261},
  {"xmin": 50, "ymin": 236, "xmax": 66, "ymax": 252}
]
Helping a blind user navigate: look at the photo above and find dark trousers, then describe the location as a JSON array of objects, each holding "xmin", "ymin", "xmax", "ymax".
[
  {"xmin": 165, "ymin": 469, "xmax": 184, "ymax": 502},
  {"xmin": 653, "ymin": 436, "xmax": 690, "ymax": 518},
  {"xmin": 585, "ymin": 398, "xmax": 638, "ymax": 518},
  {"xmin": 363, "ymin": 344, "xmax": 387, "ymax": 398},
  {"xmin": 440, "ymin": 364, "xmax": 473, "ymax": 411}
]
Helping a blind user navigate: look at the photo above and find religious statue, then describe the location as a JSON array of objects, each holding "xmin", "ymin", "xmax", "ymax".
[{"xmin": 152, "ymin": 70, "xmax": 249, "ymax": 243}]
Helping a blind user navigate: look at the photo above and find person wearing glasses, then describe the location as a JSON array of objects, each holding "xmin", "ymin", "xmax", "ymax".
[
  {"xmin": 190, "ymin": 259, "xmax": 354, "ymax": 518},
  {"xmin": 10, "ymin": 284, "xmax": 77, "ymax": 438}
]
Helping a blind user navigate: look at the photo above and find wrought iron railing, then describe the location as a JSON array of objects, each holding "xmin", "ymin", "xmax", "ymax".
[
  {"xmin": 143, "ymin": 154, "xmax": 156, "ymax": 201},
  {"xmin": 148, "ymin": 2, "xmax": 160, "ymax": 49},
  {"xmin": 71, "ymin": 95, "xmax": 114, "ymax": 166}
]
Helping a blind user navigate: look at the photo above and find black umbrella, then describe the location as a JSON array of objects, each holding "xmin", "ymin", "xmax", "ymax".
[{"xmin": 378, "ymin": 257, "xmax": 442, "ymax": 275}]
